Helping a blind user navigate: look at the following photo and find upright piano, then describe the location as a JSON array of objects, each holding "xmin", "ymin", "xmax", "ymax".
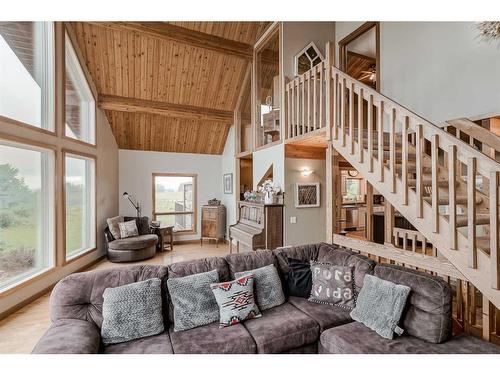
[{"xmin": 229, "ymin": 201, "xmax": 283, "ymax": 253}]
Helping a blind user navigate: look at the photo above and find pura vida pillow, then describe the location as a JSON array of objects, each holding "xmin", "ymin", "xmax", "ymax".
[{"xmin": 308, "ymin": 261, "xmax": 355, "ymax": 309}]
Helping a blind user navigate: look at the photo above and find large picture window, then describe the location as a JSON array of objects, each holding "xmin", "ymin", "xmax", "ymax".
[
  {"xmin": 65, "ymin": 32, "xmax": 95, "ymax": 145},
  {"xmin": 0, "ymin": 139, "xmax": 55, "ymax": 291},
  {"xmin": 153, "ymin": 174, "xmax": 196, "ymax": 232},
  {"xmin": 0, "ymin": 22, "xmax": 54, "ymax": 130},
  {"xmin": 64, "ymin": 153, "xmax": 96, "ymax": 260}
]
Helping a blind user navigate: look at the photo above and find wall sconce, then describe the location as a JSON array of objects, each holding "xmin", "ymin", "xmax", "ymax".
[{"xmin": 301, "ymin": 168, "xmax": 313, "ymax": 176}]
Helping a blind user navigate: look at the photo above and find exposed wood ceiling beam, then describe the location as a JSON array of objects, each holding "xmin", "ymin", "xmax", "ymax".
[
  {"xmin": 99, "ymin": 95, "xmax": 234, "ymax": 123},
  {"xmin": 86, "ymin": 22, "xmax": 278, "ymax": 65}
]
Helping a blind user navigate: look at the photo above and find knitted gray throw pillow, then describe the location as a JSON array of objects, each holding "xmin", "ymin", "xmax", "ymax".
[
  {"xmin": 234, "ymin": 264, "xmax": 285, "ymax": 311},
  {"xmin": 101, "ymin": 278, "xmax": 164, "ymax": 345},
  {"xmin": 350, "ymin": 274, "xmax": 411, "ymax": 339},
  {"xmin": 167, "ymin": 269, "xmax": 220, "ymax": 332}
]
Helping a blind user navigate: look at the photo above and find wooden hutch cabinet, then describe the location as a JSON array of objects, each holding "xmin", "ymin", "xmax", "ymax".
[{"xmin": 201, "ymin": 205, "xmax": 226, "ymax": 247}]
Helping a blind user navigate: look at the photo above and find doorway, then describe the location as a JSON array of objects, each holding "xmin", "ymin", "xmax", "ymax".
[{"xmin": 339, "ymin": 22, "xmax": 380, "ymax": 91}]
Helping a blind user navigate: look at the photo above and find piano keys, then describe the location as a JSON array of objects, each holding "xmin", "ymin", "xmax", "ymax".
[{"xmin": 229, "ymin": 201, "xmax": 283, "ymax": 253}]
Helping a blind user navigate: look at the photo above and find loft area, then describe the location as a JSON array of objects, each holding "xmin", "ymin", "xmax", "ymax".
[{"xmin": 0, "ymin": 8, "xmax": 500, "ymax": 370}]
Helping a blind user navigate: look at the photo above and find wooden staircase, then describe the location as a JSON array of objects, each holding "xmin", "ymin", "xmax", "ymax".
[{"xmin": 285, "ymin": 64, "xmax": 500, "ymax": 309}]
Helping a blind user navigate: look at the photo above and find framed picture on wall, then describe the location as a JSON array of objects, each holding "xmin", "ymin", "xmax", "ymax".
[
  {"xmin": 295, "ymin": 182, "xmax": 320, "ymax": 208},
  {"xmin": 223, "ymin": 173, "xmax": 233, "ymax": 194}
]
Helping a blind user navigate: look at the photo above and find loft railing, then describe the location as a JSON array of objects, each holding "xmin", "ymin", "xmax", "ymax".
[{"xmin": 284, "ymin": 60, "xmax": 328, "ymax": 138}]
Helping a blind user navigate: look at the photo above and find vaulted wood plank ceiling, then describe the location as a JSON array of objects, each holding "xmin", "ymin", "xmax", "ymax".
[{"xmin": 71, "ymin": 21, "xmax": 271, "ymax": 154}]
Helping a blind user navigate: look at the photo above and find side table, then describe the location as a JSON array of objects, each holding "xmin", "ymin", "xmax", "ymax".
[{"xmin": 150, "ymin": 226, "xmax": 174, "ymax": 252}]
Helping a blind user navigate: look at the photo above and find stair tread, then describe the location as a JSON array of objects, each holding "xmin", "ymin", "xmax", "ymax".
[
  {"xmin": 408, "ymin": 178, "xmax": 449, "ymax": 188},
  {"xmin": 423, "ymin": 196, "xmax": 482, "ymax": 205}
]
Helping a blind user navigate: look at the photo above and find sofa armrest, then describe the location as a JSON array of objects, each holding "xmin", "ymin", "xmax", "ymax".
[{"xmin": 32, "ymin": 319, "xmax": 101, "ymax": 354}]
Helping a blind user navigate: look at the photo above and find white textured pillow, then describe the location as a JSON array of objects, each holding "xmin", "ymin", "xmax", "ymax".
[
  {"xmin": 107, "ymin": 216, "xmax": 124, "ymax": 239},
  {"xmin": 118, "ymin": 220, "xmax": 139, "ymax": 238}
]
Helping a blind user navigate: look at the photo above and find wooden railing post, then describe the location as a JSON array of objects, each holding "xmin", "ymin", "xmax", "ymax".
[
  {"xmin": 431, "ymin": 134, "xmax": 439, "ymax": 233},
  {"xmin": 367, "ymin": 95, "xmax": 374, "ymax": 172},
  {"xmin": 349, "ymin": 83, "xmax": 355, "ymax": 154},
  {"xmin": 491, "ymin": 171, "xmax": 499, "ymax": 289},
  {"xmin": 389, "ymin": 107, "xmax": 396, "ymax": 193},
  {"xmin": 378, "ymin": 100, "xmax": 385, "ymax": 182},
  {"xmin": 340, "ymin": 78, "xmax": 346, "ymax": 146},
  {"xmin": 358, "ymin": 88, "xmax": 364, "ymax": 163},
  {"xmin": 448, "ymin": 145, "xmax": 458, "ymax": 249},
  {"xmin": 467, "ymin": 157, "xmax": 477, "ymax": 269},
  {"xmin": 332, "ymin": 72, "xmax": 338, "ymax": 140},
  {"xmin": 416, "ymin": 124, "xmax": 424, "ymax": 218},
  {"xmin": 325, "ymin": 42, "xmax": 334, "ymax": 140},
  {"xmin": 401, "ymin": 116, "xmax": 409, "ymax": 205}
]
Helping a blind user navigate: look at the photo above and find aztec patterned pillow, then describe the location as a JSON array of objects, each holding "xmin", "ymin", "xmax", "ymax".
[
  {"xmin": 107, "ymin": 215, "xmax": 124, "ymax": 239},
  {"xmin": 101, "ymin": 278, "xmax": 164, "ymax": 345},
  {"xmin": 234, "ymin": 264, "xmax": 285, "ymax": 311},
  {"xmin": 309, "ymin": 261, "xmax": 355, "ymax": 309},
  {"xmin": 167, "ymin": 269, "xmax": 220, "ymax": 332},
  {"xmin": 118, "ymin": 219, "xmax": 139, "ymax": 239},
  {"xmin": 210, "ymin": 274, "xmax": 261, "ymax": 328}
]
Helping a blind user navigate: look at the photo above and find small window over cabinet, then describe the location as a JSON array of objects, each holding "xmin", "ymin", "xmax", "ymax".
[
  {"xmin": 153, "ymin": 174, "xmax": 197, "ymax": 233},
  {"xmin": 294, "ymin": 42, "xmax": 324, "ymax": 76},
  {"xmin": 0, "ymin": 139, "xmax": 55, "ymax": 292},
  {"xmin": 0, "ymin": 22, "xmax": 54, "ymax": 131},
  {"xmin": 64, "ymin": 152, "xmax": 96, "ymax": 260},
  {"xmin": 65, "ymin": 32, "xmax": 96, "ymax": 145}
]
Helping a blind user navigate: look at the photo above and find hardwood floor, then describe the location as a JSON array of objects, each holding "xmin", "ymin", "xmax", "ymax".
[{"xmin": 0, "ymin": 242, "xmax": 229, "ymax": 354}]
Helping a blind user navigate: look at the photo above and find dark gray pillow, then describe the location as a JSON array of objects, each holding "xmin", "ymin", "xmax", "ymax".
[
  {"xmin": 167, "ymin": 269, "xmax": 219, "ymax": 331},
  {"xmin": 101, "ymin": 278, "xmax": 164, "ymax": 345},
  {"xmin": 350, "ymin": 274, "xmax": 411, "ymax": 339},
  {"xmin": 309, "ymin": 261, "xmax": 355, "ymax": 309},
  {"xmin": 235, "ymin": 264, "xmax": 285, "ymax": 311}
]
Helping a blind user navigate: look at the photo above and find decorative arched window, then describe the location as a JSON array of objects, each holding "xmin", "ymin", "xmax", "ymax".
[{"xmin": 294, "ymin": 42, "xmax": 324, "ymax": 76}]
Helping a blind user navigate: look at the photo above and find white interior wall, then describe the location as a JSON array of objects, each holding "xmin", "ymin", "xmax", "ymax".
[
  {"xmin": 119, "ymin": 150, "xmax": 222, "ymax": 242},
  {"xmin": 284, "ymin": 158, "xmax": 326, "ymax": 246},
  {"xmin": 252, "ymin": 143, "xmax": 285, "ymax": 191},
  {"xmin": 336, "ymin": 22, "xmax": 500, "ymax": 124},
  {"xmin": 221, "ymin": 125, "xmax": 237, "ymax": 237}
]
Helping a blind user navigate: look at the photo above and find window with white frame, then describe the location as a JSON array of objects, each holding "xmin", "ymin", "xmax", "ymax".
[
  {"xmin": 0, "ymin": 22, "xmax": 54, "ymax": 130},
  {"xmin": 153, "ymin": 174, "xmax": 196, "ymax": 232},
  {"xmin": 65, "ymin": 32, "xmax": 95, "ymax": 144},
  {"xmin": 65, "ymin": 153, "xmax": 96, "ymax": 259},
  {"xmin": 0, "ymin": 139, "xmax": 55, "ymax": 291}
]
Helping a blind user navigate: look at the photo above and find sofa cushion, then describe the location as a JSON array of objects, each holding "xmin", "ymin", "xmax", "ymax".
[
  {"xmin": 285, "ymin": 258, "xmax": 312, "ymax": 298},
  {"xmin": 225, "ymin": 250, "xmax": 277, "ymax": 278},
  {"xmin": 167, "ymin": 269, "xmax": 220, "ymax": 331},
  {"xmin": 288, "ymin": 296, "xmax": 352, "ymax": 332},
  {"xmin": 350, "ymin": 274, "xmax": 411, "ymax": 340},
  {"xmin": 273, "ymin": 243, "xmax": 320, "ymax": 274},
  {"xmin": 124, "ymin": 216, "xmax": 150, "ymax": 235},
  {"xmin": 106, "ymin": 216, "xmax": 124, "ymax": 239},
  {"xmin": 318, "ymin": 245, "xmax": 375, "ymax": 290},
  {"xmin": 374, "ymin": 264, "xmax": 452, "ymax": 343},
  {"xmin": 49, "ymin": 265, "xmax": 168, "ymax": 329},
  {"xmin": 103, "ymin": 332, "xmax": 173, "ymax": 354},
  {"xmin": 211, "ymin": 274, "xmax": 261, "ymax": 327},
  {"xmin": 234, "ymin": 264, "xmax": 285, "ymax": 311},
  {"xmin": 118, "ymin": 219, "xmax": 139, "ymax": 238},
  {"xmin": 319, "ymin": 322, "xmax": 500, "ymax": 354},
  {"xmin": 101, "ymin": 278, "xmax": 164, "ymax": 345},
  {"xmin": 242, "ymin": 302, "xmax": 319, "ymax": 353},
  {"xmin": 309, "ymin": 262, "xmax": 355, "ymax": 309},
  {"xmin": 108, "ymin": 234, "xmax": 158, "ymax": 250},
  {"xmin": 169, "ymin": 322, "xmax": 256, "ymax": 354}
]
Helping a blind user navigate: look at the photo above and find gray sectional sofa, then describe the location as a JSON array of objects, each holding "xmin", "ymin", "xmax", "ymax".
[{"xmin": 32, "ymin": 243, "xmax": 500, "ymax": 354}]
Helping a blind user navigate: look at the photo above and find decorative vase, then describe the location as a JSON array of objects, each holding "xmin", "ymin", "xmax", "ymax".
[{"xmin": 264, "ymin": 193, "xmax": 274, "ymax": 205}]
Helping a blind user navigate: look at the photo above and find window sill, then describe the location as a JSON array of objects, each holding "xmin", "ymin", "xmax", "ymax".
[
  {"xmin": 0, "ymin": 267, "xmax": 57, "ymax": 297},
  {"xmin": 63, "ymin": 247, "xmax": 97, "ymax": 266}
]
